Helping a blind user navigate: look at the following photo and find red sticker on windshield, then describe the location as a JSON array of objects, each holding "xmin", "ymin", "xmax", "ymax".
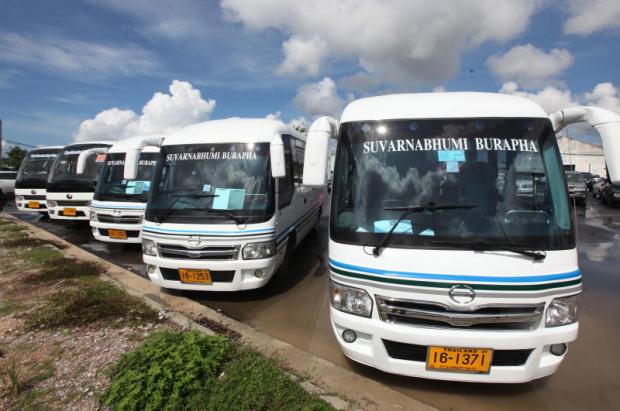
[{"xmin": 95, "ymin": 154, "xmax": 106, "ymax": 162}]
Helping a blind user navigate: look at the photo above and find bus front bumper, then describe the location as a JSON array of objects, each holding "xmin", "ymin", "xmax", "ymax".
[{"xmin": 330, "ymin": 307, "xmax": 578, "ymax": 383}]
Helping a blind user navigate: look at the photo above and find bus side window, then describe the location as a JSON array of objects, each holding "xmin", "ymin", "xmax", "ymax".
[
  {"xmin": 292, "ymin": 138, "xmax": 305, "ymax": 185},
  {"xmin": 278, "ymin": 135, "xmax": 295, "ymax": 208}
]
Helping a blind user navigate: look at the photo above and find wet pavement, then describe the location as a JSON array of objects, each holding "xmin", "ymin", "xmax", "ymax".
[{"xmin": 2, "ymin": 195, "xmax": 620, "ymax": 411}]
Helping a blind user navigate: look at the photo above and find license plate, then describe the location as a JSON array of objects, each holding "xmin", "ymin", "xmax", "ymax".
[
  {"xmin": 108, "ymin": 229, "xmax": 127, "ymax": 240},
  {"xmin": 179, "ymin": 269, "xmax": 212, "ymax": 284},
  {"xmin": 426, "ymin": 346, "xmax": 493, "ymax": 374},
  {"xmin": 63, "ymin": 207, "xmax": 77, "ymax": 216},
  {"xmin": 28, "ymin": 201, "xmax": 40, "ymax": 209}
]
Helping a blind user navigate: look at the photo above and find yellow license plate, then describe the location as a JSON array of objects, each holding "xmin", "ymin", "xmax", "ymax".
[
  {"xmin": 63, "ymin": 207, "xmax": 77, "ymax": 216},
  {"xmin": 179, "ymin": 269, "xmax": 212, "ymax": 284},
  {"xmin": 28, "ymin": 201, "xmax": 40, "ymax": 209},
  {"xmin": 426, "ymin": 346, "xmax": 493, "ymax": 374},
  {"xmin": 108, "ymin": 229, "xmax": 127, "ymax": 240}
]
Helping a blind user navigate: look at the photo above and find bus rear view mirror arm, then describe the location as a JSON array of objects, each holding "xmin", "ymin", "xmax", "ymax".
[
  {"xmin": 123, "ymin": 135, "xmax": 165, "ymax": 180},
  {"xmin": 550, "ymin": 106, "xmax": 620, "ymax": 184},
  {"xmin": 302, "ymin": 116, "xmax": 339, "ymax": 187},
  {"xmin": 270, "ymin": 134, "xmax": 286, "ymax": 178},
  {"xmin": 76, "ymin": 147, "xmax": 108, "ymax": 175}
]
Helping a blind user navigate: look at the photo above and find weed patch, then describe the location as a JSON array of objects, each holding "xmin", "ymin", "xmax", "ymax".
[
  {"xmin": 104, "ymin": 331, "xmax": 333, "ymax": 411},
  {"xmin": 2, "ymin": 237, "xmax": 66, "ymax": 249},
  {"xmin": 0, "ymin": 300, "xmax": 23, "ymax": 317},
  {"xmin": 0, "ymin": 223, "xmax": 27, "ymax": 234},
  {"xmin": 22, "ymin": 246, "xmax": 63, "ymax": 265},
  {"xmin": 26, "ymin": 280, "xmax": 158, "ymax": 329},
  {"xmin": 30, "ymin": 258, "xmax": 103, "ymax": 282}
]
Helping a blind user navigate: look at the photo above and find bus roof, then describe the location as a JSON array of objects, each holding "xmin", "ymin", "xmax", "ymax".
[
  {"xmin": 108, "ymin": 135, "xmax": 164, "ymax": 154},
  {"xmin": 162, "ymin": 118, "xmax": 305, "ymax": 146},
  {"xmin": 62, "ymin": 141, "xmax": 115, "ymax": 150},
  {"xmin": 29, "ymin": 146, "xmax": 64, "ymax": 153},
  {"xmin": 341, "ymin": 92, "xmax": 549, "ymax": 123}
]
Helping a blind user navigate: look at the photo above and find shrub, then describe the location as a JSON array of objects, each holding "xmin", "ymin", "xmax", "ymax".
[{"xmin": 104, "ymin": 331, "xmax": 231, "ymax": 411}]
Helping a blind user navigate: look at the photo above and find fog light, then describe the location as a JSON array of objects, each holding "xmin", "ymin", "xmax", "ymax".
[
  {"xmin": 550, "ymin": 343, "xmax": 567, "ymax": 356},
  {"xmin": 342, "ymin": 329, "xmax": 357, "ymax": 343},
  {"xmin": 147, "ymin": 265, "xmax": 157, "ymax": 274},
  {"xmin": 254, "ymin": 269, "xmax": 265, "ymax": 278}
]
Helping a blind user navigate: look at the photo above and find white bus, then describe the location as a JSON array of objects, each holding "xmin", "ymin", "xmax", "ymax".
[
  {"xmin": 302, "ymin": 92, "xmax": 620, "ymax": 383},
  {"xmin": 47, "ymin": 141, "xmax": 114, "ymax": 220},
  {"xmin": 89, "ymin": 136, "xmax": 163, "ymax": 243},
  {"xmin": 14, "ymin": 146, "xmax": 63, "ymax": 212},
  {"xmin": 122, "ymin": 118, "xmax": 323, "ymax": 291}
]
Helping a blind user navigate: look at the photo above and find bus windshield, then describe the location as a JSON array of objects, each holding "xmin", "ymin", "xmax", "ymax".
[
  {"xmin": 15, "ymin": 149, "xmax": 60, "ymax": 188},
  {"xmin": 146, "ymin": 143, "xmax": 274, "ymax": 224},
  {"xmin": 47, "ymin": 144, "xmax": 109, "ymax": 192},
  {"xmin": 331, "ymin": 118, "xmax": 574, "ymax": 250},
  {"xmin": 94, "ymin": 152, "xmax": 158, "ymax": 202}
]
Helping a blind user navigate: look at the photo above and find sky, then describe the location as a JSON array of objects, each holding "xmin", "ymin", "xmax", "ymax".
[{"xmin": 1, "ymin": 0, "xmax": 619, "ymax": 153}]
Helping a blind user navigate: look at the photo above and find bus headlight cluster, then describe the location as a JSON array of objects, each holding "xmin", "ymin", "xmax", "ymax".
[
  {"xmin": 242, "ymin": 240, "xmax": 275, "ymax": 260},
  {"xmin": 142, "ymin": 239, "xmax": 158, "ymax": 256},
  {"xmin": 330, "ymin": 280, "xmax": 373, "ymax": 317},
  {"xmin": 16, "ymin": 195, "xmax": 24, "ymax": 201},
  {"xmin": 90, "ymin": 211, "xmax": 97, "ymax": 221},
  {"xmin": 546, "ymin": 294, "xmax": 579, "ymax": 327},
  {"xmin": 47, "ymin": 200, "xmax": 57, "ymax": 207}
]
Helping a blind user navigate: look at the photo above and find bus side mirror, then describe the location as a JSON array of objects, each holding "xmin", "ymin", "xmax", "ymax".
[
  {"xmin": 303, "ymin": 117, "xmax": 338, "ymax": 187},
  {"xmin": 76, "ymin": 148, "xmax": 107, "ymax": 174},
  {"xmin": 595, "ymin": 121, "xmax": 620, "ymax": 185},
  {"xmin": 270, "ymin": 135, "xmax": 286, "ymax": 178},
  {"xmin": 124, "ymin": 148, "xmax": 142, "ymax": 180}
]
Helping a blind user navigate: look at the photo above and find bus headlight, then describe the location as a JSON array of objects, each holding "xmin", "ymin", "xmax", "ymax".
[
  {"xmin": 330, "ymin": 280, "xmax": 373, "ymax": 317},
  {"xmin": 47, "ymin": 200, "xmax": 57, "ymax": 207},
  {"xmin": 16, "ymin": 195, "xmax": 24, "ymax": 201},
  {"xmin": 242, "ymin": 240, "xmax": 275, "ymax": 260},
  {"xmin": 142, "ymin": 239, "xmax": 158, "ymax": 256},
  {"xmin": 90, "ymin": 211, "xmax": 97, "ymax": 221},
  {"xmin": 546, "ymin": 295, "xmax": 579, "ymax": 327}
]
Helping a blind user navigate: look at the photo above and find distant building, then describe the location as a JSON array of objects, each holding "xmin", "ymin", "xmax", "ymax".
[{"xmin": 557, "ymin": 136, "xmax": 606, "ymax": 176}]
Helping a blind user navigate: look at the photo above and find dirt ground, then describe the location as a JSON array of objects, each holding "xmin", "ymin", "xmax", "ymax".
[{"xmin": 0, "ymin": 220, "xmax": 171, "ymax": 410}]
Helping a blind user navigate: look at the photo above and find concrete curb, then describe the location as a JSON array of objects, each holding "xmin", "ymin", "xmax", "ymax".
[{"xmin": 2, "ymin": 212, "xmax": 437, "ymax": 411}]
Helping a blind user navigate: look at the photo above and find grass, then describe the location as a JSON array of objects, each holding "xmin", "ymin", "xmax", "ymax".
[
  {"xmin": 104, "ymin": 331, "xmax": 333, "ymax": 411},
  {"xmin": 22, "ymin": 246, "xmax": 63, "ymax": 265},
  {"xmin": 0, "ymin": 300, "xmax": 23, "ymax": 317},
  {"xmin": 26, "ymin": 280, "xmax": 159, "ymax": 329},
  {"xmin": 30, "ymin": 257, "xmax": 103, "ymax": 282},
  {"xmin": 2, "ymin": 237, "xmax": 66, "ymax": 249}
]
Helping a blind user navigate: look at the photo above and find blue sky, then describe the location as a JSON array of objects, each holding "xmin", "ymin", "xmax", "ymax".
[{"xmin": 1, "ymin": 0, "xmax": 619, "ymax": 152}]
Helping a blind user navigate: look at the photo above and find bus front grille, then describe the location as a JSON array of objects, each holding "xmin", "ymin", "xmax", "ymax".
[{"xmin": 375, "ymin": 296, "xmax": 544, "ymax": 330}]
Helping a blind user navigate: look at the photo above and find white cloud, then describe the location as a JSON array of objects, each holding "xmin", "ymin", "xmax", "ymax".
[
  {"xmin": 584, "ymin": 82, "xmax": 620, "ymax": 113},
  {"xmin": 275, "ymin": 35, "xmax": 327, "ymax": 77},
  {"xmin": 293, "ymin": 77, "xmax": 343, "ymax": 117},
  {"xmin": 487, "ymin": 44, "xmax": 573, "ymax": 88},
  {"xmin": 499, "ymin": 81, "xmax": 578, "ymax": 114},
  {"xmin": 74, "ymin": 80, "xmax": 216, "ymax": 141},
  {"xmin": 0, "ymin": 33, "xmax": 156, "ymax": 78},
  {"xmin": 87, "ymin": 0, "xmax": 212, "ymax": 40},
  {"xmin": 564, "ymin": 0, "xmax": 620, "ymax": 35},
  {"xmin": 221, "ymin": 0, "xmax": 541, "ymax": 87}
]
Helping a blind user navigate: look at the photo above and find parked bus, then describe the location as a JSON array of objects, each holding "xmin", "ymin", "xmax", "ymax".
[
  {"xmin": 46, "ymin": 141, "xmax": 114, "ymax": 220},
  {"xmin": 14, "ymin": 146, "xmax": 63, "ymax": 212},
  {"xmin": 89, "ymin": 136, "xmax": 162, "ymax": 243},
  {"xmin": 302, "ymin": 92, "xmax": 620, "ymax": 383},
  {"xmin": 122, "ymin": 118, "xmax": 323, "ymax": 291}
]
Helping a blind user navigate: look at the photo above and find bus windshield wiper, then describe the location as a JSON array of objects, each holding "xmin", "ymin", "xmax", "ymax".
[
  {"xmin": 429, "ymin": 239, "xmax": 547, "ymax": 261},
  {"xmin": 372, "ymin": 202, "xmax": 480, "ymax": 256},
  {"xmin": 207, "ymin": 207, "xmax": 246, "ymax": 225}
]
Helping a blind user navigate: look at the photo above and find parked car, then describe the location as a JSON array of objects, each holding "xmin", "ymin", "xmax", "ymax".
[
  {"xmin": 600, "ymin": 180, "xmax": 620, "ymax": 206},
  {"xmin": 565, "ymin": 170, "xmax": 587, "ymax": 206},
  {"xmin": 593, "ymin": 178, "xmax": 607, "ymax": 198},
  {"xmin": 0, "ymin": 170, "xmax": 17, "ymax": 197}
]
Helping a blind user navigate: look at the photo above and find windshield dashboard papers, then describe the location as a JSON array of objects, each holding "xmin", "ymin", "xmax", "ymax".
[
  {"xmin": 374, "ymin": 220, "xmax": 412, "ymax": 234},
  {"xmin": 213, "ymin": 188, "xmax": 245, "ymax": 210},
  {"xmin": 125, "ymin": 181, "xmax": 150, "ymax": 194}
]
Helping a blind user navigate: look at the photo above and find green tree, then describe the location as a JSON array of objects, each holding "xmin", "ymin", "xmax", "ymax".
[{"xmin": 2, "ymin": 146, "xmax": 27, "ymax": 169}]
